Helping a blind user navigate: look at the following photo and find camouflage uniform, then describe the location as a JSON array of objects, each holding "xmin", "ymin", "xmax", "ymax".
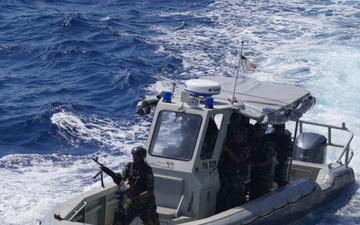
[
  {"xmin": 119, "ymin": 162, "xmax": 159, "ymax": 225},
  {"xmin": 217, "ymin": 141, "xmax": 250, "ymax": 213},
  {"xmin": 267, "ymin": 131, "xmax": 292, "ymax": 187},
  {"xmin": 250, "ymin": 135, "xmax": 276, "ymax": 200}
]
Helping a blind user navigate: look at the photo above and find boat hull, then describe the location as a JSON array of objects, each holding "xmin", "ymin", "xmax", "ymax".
[
  {"xmin": 41, "ymin": 165, "xmax": 354, "ymax": 225},
  {"xmin": 182, "ymin": 165, "xmax": 355, "ymax": 225}
]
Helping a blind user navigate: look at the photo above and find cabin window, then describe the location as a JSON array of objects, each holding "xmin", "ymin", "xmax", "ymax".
[
  {"xmin": 200, "ymin": 114, "xmax": 223, "ymax": 160},
  {"xmin": 149, "ymin": 110, "xmax": 202, "ymax": 161}
]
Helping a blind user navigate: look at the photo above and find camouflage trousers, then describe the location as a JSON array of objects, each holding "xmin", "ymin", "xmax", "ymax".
[
  {"xmin": 216, "ymin": 176, "xmax": 246, "ymax": 213},
  {"xmin": 274, "ymin": 163, "xmax": 288, "ymax": 187},
  {"xmin": 250, "ymin": 169, "xmax": 273, "ymax": 201},
  {"xmin": 120, "ymin": 195, "xmax": 159, "ymax": 225}
]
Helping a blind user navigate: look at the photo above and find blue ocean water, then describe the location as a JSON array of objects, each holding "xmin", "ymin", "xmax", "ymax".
[{"xmin": 0, "ymin": 0, "xmax": 359, "ymax": 225}]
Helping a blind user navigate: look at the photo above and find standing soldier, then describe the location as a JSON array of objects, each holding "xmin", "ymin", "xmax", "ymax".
[
  {"xmin": 249, "ymin": 123, "xmax": 276, "ymax": 200},
  {"xmin": 267, "ymin": 124, "xmax": 293, "ymax": 187},
  {"xmin": 103, "ymin": 147, "xmax": 160, "ymax": 225},
  {"xmin": 217, "ymin": 126, "xmax": 251, "ymax": 213}
]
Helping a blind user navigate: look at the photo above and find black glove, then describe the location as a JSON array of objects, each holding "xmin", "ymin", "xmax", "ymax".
[{"xmin": 112, "ymin": 174, "xmax": 123, "ymax": 185}]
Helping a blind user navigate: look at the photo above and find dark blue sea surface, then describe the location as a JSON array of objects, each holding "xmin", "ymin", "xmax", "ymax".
[
  {"xmin": 1, "ymin": 1, "xmax": 359, "ymax": 225},
  {"xmin": 1, "ymin": 0, "xmax": 210, "ymax": 156}
]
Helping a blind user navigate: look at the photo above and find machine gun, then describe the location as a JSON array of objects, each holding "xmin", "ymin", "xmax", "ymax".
[
  {"xmin": 92, "ymin": 157, "xmax": 123, "ymax": 187},
  {"xmin": 92, "ymin": 157, "xmax": 126, "ymax": 225}
]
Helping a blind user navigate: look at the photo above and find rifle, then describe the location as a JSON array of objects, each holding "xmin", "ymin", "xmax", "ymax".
[
  {"xmin": 92, "ymin": 157, "xmax": 126, "ymax": 225},
  {"xmin": 92, "ymin": 157, "xmax": 122, "ymax": 187}
]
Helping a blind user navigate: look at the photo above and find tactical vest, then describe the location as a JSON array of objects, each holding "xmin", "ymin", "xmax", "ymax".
[
  {"xmin": 219, "ymin": 142, "xmax": 250, "ymax": 178},
  {"xmin": 251, "ymin": 136, "xmax": 275, "ymax": 171},
  {"xmin": 123, "ymin": 162, "xmax": 149, "ymax": 195}
]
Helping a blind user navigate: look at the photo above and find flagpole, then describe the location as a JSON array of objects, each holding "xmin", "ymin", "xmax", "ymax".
[{"xmin": 231, "ymin": 41, "xmax": 244, "ymax": 105}]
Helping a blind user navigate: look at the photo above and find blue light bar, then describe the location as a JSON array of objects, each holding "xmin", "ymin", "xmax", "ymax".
[
  {"xmin": 205, "ymin": 97, "xmax": 214, "ymax": 109},
  {"xmin": 163, "ymin": 91, "xmax": 172, "ymax": 103}
]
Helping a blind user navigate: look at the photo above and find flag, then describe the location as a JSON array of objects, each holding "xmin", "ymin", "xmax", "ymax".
[{"xmin": 240, "ymin": 54, "xmax": 256, "ymax": 71}]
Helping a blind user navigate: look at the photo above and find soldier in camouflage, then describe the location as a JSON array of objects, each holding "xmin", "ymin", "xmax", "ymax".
[
  {"xmin": 249, "ymin": 123, "xmax": 276, "ymax": 200},
  {"xmin": 112, "ymin": 147, "xmax": 159, "ymax": 225},
  {"xmin": 267, "ymin": 124, "xmax": 293, "ymax": 187},
  {"xmin": 217, "ymin": 126, "xmax": 251, "ymax": 213}
]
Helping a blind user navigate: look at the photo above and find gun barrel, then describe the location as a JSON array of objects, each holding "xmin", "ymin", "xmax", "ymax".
[{"xmin": 92, "ymin": 157, "xmax": 103, "ymax": 166}]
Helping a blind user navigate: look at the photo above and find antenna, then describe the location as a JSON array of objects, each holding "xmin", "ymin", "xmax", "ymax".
[{"xmin": 231, "ymin": 41, "xmax": 244, "ymax": 105}]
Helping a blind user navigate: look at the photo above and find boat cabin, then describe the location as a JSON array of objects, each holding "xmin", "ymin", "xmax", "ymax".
[{"xmin": 137, "ymin": 76, "xmax": 315, "ymax": 224}]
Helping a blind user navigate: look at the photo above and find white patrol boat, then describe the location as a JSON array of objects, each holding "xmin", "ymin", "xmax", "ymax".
[{"xmin": 41, "ymin": 76, "xmax": 355, "ymax": 225}]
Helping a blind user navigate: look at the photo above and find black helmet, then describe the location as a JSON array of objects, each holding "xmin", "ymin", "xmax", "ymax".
[{"xmin": 131, "ymin": 146, "xmax": 147, "ymax": 158}]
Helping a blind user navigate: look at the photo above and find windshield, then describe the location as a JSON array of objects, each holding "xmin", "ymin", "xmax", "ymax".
[{"xmin": 149, "ymin": 110, "xmax": 202, "ymax": 161}]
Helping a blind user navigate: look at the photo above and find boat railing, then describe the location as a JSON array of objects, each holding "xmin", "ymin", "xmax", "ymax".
[
  {"xmin": 69, "ymin": 201, "xmax": 87, "ymax": 221},
  {"xmin": 297, "ymin": 120, "xmax": 354, "ymax": 166}
]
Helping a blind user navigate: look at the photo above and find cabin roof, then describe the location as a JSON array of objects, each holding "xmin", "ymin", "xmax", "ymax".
[{"xmin": 175, "ymin": 76, "xmax": 315, "ymax": 124}]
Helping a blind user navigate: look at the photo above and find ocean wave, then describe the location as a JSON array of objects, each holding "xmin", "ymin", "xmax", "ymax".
[{"xmin": 0, "ymin": 0, "xmax": 359, "ymax": 224}]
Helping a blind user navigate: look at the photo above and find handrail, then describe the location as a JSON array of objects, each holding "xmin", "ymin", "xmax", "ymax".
[
  {"xmin": 297, "ymin": 120, "xmax": 354, "ymax": 166},
  {"xmin": 69, "ymin": 201, "xmax": 87, "ymax": 221}
]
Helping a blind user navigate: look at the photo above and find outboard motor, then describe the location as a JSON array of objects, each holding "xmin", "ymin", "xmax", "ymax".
[{"xmin": 294, "ymin": 132, "xmax": 327, "ymax": 164}]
